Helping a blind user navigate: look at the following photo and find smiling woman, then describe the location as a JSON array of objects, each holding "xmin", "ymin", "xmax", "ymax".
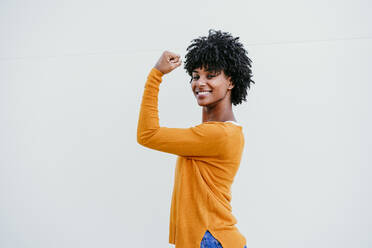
[
  {"xmin": 137, "ymin": 29, "xmax": 254, "ymax": 248},
  {"xmin": 184, "ymin": 29, "xmax": 255, "ymax": 107},
  {"xmin": 191, "ymin": 67, "xmax": 234, "ymax": 109}
]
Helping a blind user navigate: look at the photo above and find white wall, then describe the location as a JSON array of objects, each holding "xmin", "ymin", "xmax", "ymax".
[{"xmin": 1, "ymin": 0, "xmax": 371, "ymax": 247}]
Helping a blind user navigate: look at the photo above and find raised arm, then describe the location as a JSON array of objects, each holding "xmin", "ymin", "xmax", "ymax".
[{"xmin": 137, "ymin": 51, "xmax": 227, "ymax": 157}]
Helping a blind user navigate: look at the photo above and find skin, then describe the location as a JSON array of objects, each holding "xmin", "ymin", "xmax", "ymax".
[{"xmin": 154, "ymin": 50, "xmax": 237, "ymax": 124}]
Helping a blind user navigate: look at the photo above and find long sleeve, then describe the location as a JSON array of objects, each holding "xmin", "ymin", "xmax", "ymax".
[{"xmin": 136, "ymin": 67, "xmax": 227, "ymax": 157}]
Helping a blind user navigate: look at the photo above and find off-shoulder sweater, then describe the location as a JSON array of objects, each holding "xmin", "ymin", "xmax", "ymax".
[{"xmin": 137, "ymin": 67, "xmax": 247, "ymax": 248}]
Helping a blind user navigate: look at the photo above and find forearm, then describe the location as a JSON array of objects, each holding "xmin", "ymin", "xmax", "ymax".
[{"xmin": 137, "ymin": 67, "xmax": 164, "ymax": 145}]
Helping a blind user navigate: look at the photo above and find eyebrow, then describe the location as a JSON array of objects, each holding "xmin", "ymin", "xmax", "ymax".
[{"xmin": 192, "ymin": 70, "xmax": 220, "ymax": 74}]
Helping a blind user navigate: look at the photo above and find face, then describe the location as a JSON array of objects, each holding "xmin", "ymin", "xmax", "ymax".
[{"xmin": 191, "ymin": 67, "xmax": 234, "ymax": 107}]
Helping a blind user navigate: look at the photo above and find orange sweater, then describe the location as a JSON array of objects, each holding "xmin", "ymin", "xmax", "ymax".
[{"xmin": 137, "ymin": 67, "xmax": 247, "ymax": 248}]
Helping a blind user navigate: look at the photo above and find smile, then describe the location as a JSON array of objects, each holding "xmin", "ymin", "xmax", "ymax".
[{"xmin": 196, "ymin": 91, "xmax": 212, "ymax": 95}]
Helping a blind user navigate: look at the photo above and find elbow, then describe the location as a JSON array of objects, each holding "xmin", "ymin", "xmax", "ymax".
[
  {"xmin": 137, "ymin": 133, "xmax": 153, "ymax": 148},
  {"xmin": 137, "ymin": 127, "xmax": 159, "ymax": 147},
  {"xmin": 136, "ymin": 129, "xmax": 150, "ymax": 146},
  {"xmin": 137, "ymin": 135, "xmax": 145, "ymax": 146},
  {"xmin": 136, "ymin": 121, "xmax": 146, "ymax": 145},
  {"xmin": 137, "ymin": 130, "xmax": 145, "ymax": 146}
]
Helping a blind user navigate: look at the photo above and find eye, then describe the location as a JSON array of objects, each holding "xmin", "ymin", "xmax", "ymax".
[{"xmin": 191, "ymin": 74, "xmax": 215, "ymax": 81}]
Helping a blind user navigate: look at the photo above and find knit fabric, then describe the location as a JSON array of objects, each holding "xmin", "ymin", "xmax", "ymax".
[{"xmin": 137, "ymin": 67, "xmax": 247, "ymax": 248}]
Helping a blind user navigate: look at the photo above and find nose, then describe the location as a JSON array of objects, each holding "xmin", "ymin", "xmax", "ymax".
[{"xmin": 196, "ymin": 80, "xmax": 207, "ymax": 86}]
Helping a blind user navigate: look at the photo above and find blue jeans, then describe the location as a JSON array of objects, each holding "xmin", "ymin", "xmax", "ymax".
[{"xmin": 200, "ymin": 230, "xmax": 247, "ymax": 248}]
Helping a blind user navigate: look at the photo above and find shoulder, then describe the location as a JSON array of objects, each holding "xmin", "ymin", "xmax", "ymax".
[
  {"xmin": 192, "ymin": 122, "xmax": 228, "ymax": 137},
  {"xmin": 194, "ymin": 121, "xmax": 242, "ymax": 137}
]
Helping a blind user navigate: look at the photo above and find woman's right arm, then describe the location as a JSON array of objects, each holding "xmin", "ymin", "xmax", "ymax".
[{"xmin": 136, "ymin": 51, "xmax": 227, "ymax": 158}]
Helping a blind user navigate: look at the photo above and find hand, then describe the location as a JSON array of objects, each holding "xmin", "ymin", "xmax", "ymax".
[{"xmin": 154, "ymin": 50, "xmax": 182, "ymax": 75}]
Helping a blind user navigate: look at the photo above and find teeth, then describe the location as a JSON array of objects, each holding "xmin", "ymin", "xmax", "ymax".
[{"xmin": 198, "ymin": 91, "xmax": 210, "ymax": 95}]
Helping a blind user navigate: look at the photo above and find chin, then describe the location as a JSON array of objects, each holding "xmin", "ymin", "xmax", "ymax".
[{"xmin": 196, "ymin": 100, "xmax": 212, "ymax": 107}]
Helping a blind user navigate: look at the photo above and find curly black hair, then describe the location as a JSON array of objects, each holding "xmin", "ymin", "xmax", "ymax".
[{"xmin": 184, "ymin": 29, "xmax": 254, "ymax": 106}]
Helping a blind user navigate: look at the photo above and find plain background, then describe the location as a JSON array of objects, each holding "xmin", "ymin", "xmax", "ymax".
[{"xmin": 1, "ymin": 0, "xmax": 371, "ymax": 247}]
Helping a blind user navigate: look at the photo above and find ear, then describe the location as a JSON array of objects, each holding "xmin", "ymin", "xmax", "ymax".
[{"xmin": 228, "ymin": 78, "xmax": 234, "ymax": 90}]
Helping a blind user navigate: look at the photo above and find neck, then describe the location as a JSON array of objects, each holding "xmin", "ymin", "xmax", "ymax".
[{"xmin": 202, "ymin": 99, "xmax": 236, "ymax": 123}]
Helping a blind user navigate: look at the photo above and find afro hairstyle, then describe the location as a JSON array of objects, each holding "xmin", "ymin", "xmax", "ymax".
[{"xmin": 184, "ymin": 29, "xmax": 254, "ymax": 106}]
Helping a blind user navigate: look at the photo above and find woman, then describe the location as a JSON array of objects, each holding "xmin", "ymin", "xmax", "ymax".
[{"xmin": 137, "ymin": 29, "xmax": 254, "ymax": 248}]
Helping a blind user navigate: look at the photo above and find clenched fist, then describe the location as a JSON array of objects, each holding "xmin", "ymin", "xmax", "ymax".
[{"xmin": 154, "ymin": 51, "xmax": 182, "ymax": 75}]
